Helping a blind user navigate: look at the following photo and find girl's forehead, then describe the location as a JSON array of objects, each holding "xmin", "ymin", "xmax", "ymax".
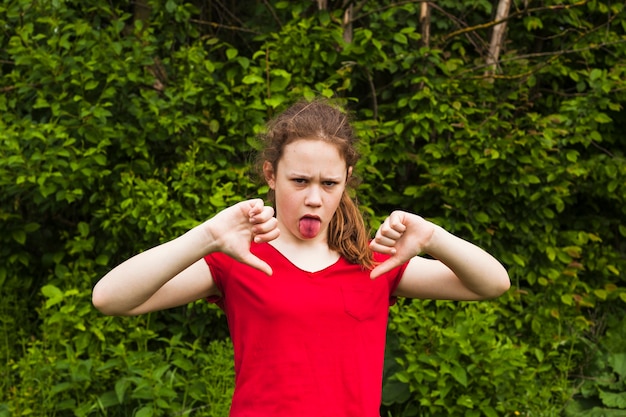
[
  {"xmin": 283, "ymin": 137, "xmax": 342, "ymax": 154},
  {"xmin": 278, "ymin": 139, "xmax": 348, "ymax": 170}
]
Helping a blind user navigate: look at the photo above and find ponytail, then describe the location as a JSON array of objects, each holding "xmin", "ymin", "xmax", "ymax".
[{"xmin": 328, "ymin": 192, "xmax": 375, "ymax": 269}]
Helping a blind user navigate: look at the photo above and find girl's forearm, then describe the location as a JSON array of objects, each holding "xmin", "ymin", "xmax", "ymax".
[
  {"xmin": 92, "ymin": 226, "xmax": 212, "ymax": 315},
  {"xmin": 425, "ymin": 225, "xmax": 510, "ymax": 298}
]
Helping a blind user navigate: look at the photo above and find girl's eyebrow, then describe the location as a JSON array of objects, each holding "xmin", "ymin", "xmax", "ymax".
[{"xmin": 288, "ymin": 172, "xmax": 344, "ymax": 181}]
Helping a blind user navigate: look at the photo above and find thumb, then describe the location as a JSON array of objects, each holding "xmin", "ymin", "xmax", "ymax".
[
  {"xmin": 369, "ymin": 256, "xmax": 403, "ymax": 280},
  {"xmin": 240, "ymin": 252, "xmax": 273, "ymax": 276}
]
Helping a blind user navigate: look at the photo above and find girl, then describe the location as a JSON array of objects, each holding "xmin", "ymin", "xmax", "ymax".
[{"xmin": 92, "ymin": 99, "xmax": 510, "ymax": 417}]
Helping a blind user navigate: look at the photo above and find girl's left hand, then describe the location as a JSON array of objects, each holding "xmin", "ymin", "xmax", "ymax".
[{"xmin": 369, "ymin": 211, "xmax": 436, "ymax": 279}]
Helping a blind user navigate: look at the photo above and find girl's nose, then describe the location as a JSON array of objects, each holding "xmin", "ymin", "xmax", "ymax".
[{"xmin": 305, "ymin": 185, "xmax": 322, "ymax": 206}]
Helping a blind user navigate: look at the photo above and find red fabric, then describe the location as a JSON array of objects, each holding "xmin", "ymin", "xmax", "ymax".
[{"xmin": 204, "ymin": 242, "xmax": 408, "ymax": 417}]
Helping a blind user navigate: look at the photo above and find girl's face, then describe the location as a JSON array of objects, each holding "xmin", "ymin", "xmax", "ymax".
[{"xmin": 264, "ymin": 139, "xmax": 351, "ymax": 244}]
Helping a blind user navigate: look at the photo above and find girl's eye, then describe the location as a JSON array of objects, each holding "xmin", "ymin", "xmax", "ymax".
[
  {"xmin": 323, "ymin": 181, "xmax": 337, "ymax": 187},
  {"xmin": 293, "ymin": 178, "xmax": 307, "ymax": 184}
]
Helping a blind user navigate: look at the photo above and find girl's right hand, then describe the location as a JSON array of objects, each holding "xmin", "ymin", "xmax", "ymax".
[{"xmin": 204, "ymin": 199, "xmax": 279, "ymax": 275}]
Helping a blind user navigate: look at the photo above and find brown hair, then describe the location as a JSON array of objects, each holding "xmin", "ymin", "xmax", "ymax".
[{"xmin": 256, "ymin": 99, "xmax": 375, "ymax": 269}]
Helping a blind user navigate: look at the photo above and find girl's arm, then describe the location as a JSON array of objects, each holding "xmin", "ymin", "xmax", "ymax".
[
  {"xmin": 92, "ymin": 199, "xmax": 279, "ymax": 316},
  {"xmin": 369, "ymin": 211, "xmax": 510, "ymax": 300}
]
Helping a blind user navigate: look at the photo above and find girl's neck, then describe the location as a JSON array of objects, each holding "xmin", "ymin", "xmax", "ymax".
[{"xmin": 269, "ymin": 238, "xmax": 340, "ymax": 272}]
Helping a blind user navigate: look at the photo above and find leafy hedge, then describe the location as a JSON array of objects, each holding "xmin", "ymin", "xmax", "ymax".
[{"xmin": 1, "ymin": 0, "xmax": 625, "ymax": 416}]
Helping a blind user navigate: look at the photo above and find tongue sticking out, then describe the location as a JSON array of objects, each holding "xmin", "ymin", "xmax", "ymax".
[{"xmin": 299, "ymin": 217, "xmax": 321, "ymax": 238}]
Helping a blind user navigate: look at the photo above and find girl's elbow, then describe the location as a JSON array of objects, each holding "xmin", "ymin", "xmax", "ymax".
[
  {"xmin": 476, "ymin": 267, "xmax": 510, "ymax": 299},
  {"xmin": 92, "ymin": 289, "xmax": 111, "ymax": 315},
  {"xmin": 92, "ymin": 285, "xmax": 122, "ymax": 316},
  {"xmin": 490, "ymin": 269, "xmax": 511, "ymax": 298},
  {"xmin": 496, "ymin": 278, "xmax": 511, "ymax": 297}
]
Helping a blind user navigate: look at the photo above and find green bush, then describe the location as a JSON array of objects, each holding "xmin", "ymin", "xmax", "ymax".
[
  {"xmin": 1, "ymin": 0, "xmax": 625, "ymax": 415},
  {"xmin": 6, "ymin": 285, "xmax": 234, "ymax": 416}
]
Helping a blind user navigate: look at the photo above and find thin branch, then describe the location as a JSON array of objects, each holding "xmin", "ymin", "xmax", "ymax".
[
  {"xmin": 590, "ymin": 140, "xmax": 617, "ymax": 158},
  {"xmin": 460, "ymin": 38, "xmax": 626, "ymax": 80},
  {"xmin": 0, "ymin": 84, "xmax": 40, "ymax": 93},
  {"xmin": 364, "ymin": 67, "xmax": 378, "ymax": 120},
  {"xmin": 189, "ymin": 19, "xmax": 261, "ymax": 34},
  {"xmin": 427, "ymin": 2, "xmax": 490, "ymax": 56},
  {"xmin": 350, "ymin": 0, "xmax": 427, "ymax": 24},
  {"xmin": 442, "ymin": 1, "xmax": 589, "ymax": 42},
  {"xmin": 458, "ymin": 8, "xmax": 626, "ymax": 78},
  {"xmin": 262, "ymin": 0, "xmax": 283, "ymax": 29},
  {"xmin": 536, "ymin": 85, "xmax": 626, "ymax": 98},
  {"xmin": 213, "ymin": 0, "xmax": 247, "ymax": 28}
]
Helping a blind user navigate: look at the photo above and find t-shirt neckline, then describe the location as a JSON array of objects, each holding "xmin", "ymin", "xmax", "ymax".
[{"xmin": 264, "ymin": 242, "xmax": 344, "ymax": 275}]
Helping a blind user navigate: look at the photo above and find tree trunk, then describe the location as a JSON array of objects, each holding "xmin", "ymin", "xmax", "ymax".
[
  {"xmin": 343, "ymin": 3, "xmax": 354, "ymax": 43},
  {"xmin": 485, "ymin": 0, "xmax": 512, "ymax": 76},
  {"xmin": 420, "ymin": 2, "xmax": 431, "ymax": 47},
  {"xmin": 131, "ymin": 0, "xmax": 167, "ymax": 91},
  {"xmin": 134, "ymin": 0, "xmax": 151, "ymax": 24}
]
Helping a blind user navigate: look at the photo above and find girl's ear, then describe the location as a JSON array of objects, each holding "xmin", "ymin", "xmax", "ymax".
[
  {"xmin": 347, "ymin": 166, "xmax": 353, "ymax": 181},
  {"xmin": 263, "ymin": 161, "xmax": 276, "ymax": 189}
]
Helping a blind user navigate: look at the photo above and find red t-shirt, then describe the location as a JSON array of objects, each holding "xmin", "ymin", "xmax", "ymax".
[{"xmin": 204, "ymin": 242, "xmax": 408, "ymax": 417}]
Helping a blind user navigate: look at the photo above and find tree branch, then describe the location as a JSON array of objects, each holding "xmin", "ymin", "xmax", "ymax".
[
  {"xmin": 189, "ymin": 19, "xmax": 261, "ymax": 34},
  {"xmin": 262, "ymin": 0, "xmax": 283, "ymax": 29},
  {"xmin": 442, "ymin": 1, "xmax": 589, "ymax": 43},
  {"xmin": 460, "ymin": 36, "xmax": 626, "ymax": 80}
]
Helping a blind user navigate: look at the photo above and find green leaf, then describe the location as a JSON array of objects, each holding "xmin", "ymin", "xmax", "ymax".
[
  {"xmin": 50, "ymin": 382, "xmax": 73, "ymax": 395},
  {"xmin": 511, "ymin": 253, "xmax": 526, "ymax": 267},
  {"xmin": 85, "ymin": 80, "xmax": 99, "ymax": 90},
  {"xmin": 12, "ymin": 230, "xmax": 26, "ymax": 245},
  {"xmin": 608, "ymin": 353, "xmax": 626, "ymax": 378},
  {"xmin": 475, "ymin": 212, "xmax": 490, "ymax": 223},
  {"xmin": 115, "ymin": 378, "xmax": 129, "ymax": 404},
  {"xmin": 450, "ymin": 364, "xmax": 468, "ymax": 387},
  {"xmin": 78, "ymin": 222, "xmax": 90, "ymax": 237},
  {"xmin": 456, "ymin": 394, "xmax": 474, "ymax": 408},
  {"xmin": 226, "ymin": 48, "xmax": 238, "ymax": 60},
  {"xmin": 590, "ymin": 68, "xmax": 603, "ymax": 81},
  {"xmin": 594, "ymin": 113, "xmax": 612, "ymax": 123},
  {"xmin": 561, "ymin": 294, "xmax": 574, "ymax": 306},
  {"xmin": 534, "ymin": 348, "xmax": 545, "ymax": 362},
  {"xmin": 41, "ymin": 284, "xmax": 64, "ymax": 308},
  {"xmin": 594, "ymin": 289, "xmax": 607, "ymax": 300},
  {"xmin": 242, "ymin": 74, "xmax": 264, "ymax": 84},
  {"xmin": 135, "ymin": 407, "xmax": 154, "ymax": 417},
  {"xmin": 524, "ymin": 16, "xmax": 544, "ymax": 30},
  {"xmin": 24, "ymin": 222, "xmax": 40, "ymax": 232},
  {"xmin": 608, "ymin": 265, "xmax": 620, "ymax": 275},
  {"xmin": 165, "ymin": 0, "xmax": 176, "ymax": 13},
  {"xmin": 599, "ymin": 390, "xmax": 626, "ymax": 409},
  {"xmin": 393, "ymin": 33, "xmax": 408, "ymax": 44},
  {"xmin": 480, "ymin": 405, "xmax": 499, "ymax": 417}
]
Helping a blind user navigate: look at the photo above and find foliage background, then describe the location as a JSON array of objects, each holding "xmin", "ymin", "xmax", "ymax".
[{"xmin": 1, "ymin": 0, "xmax": 625, "ymax": 416}]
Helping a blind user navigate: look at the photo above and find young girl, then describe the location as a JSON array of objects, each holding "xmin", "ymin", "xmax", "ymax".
[{"xmin": 92, "ymin": 99, "xmax": 510, "ymax": 417}]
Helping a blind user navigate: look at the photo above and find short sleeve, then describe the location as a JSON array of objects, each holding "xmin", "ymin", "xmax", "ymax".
[
  {"xmin": 203, "ymin": 252, "xmax": 233, "ymax": 309},
  {"xmin": 372, "ymin": 252, "xmax": 410, "ymax": 306}
]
